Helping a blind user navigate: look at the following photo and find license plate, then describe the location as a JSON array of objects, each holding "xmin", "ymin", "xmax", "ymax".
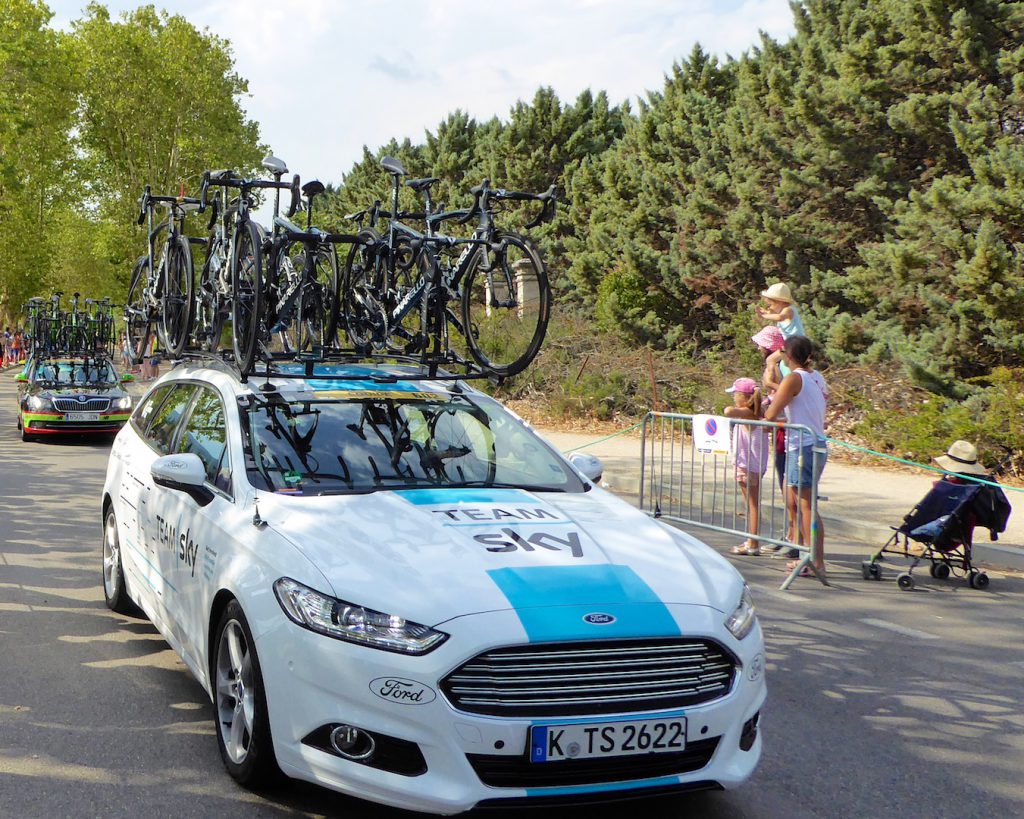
[
  {"xmin": 530, "ymin": 716, "xmax": 686, "ymax": 762},
  {"xmin": 64, "ymin": 412, "xmax": 100, "ymax": 421}
]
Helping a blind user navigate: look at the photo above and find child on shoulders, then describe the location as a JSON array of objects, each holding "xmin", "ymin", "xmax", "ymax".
[{"xmin": 757, "ymin": 282, "xmax": 805, "ymax": 339}]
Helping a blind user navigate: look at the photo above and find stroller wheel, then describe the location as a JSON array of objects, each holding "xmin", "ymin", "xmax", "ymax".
[
  {"xmin": 861, "ymin": 562, "xmax": 883, "ymax": 581},
  {"xmin": 930, "ymin": 563, "xmax": 951, "ymax": 580},
  {"xmin": 896, "ymin": 572, "xmax": 915, "ymax": 591},
  {"xmin": 969, "ymin": 571, "xmax": 990, "ymax": 590}
]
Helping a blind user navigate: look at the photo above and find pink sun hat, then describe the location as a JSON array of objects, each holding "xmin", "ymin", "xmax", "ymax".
[
  {"xmin": 751, "ymin": 325, "xmax": 785, "ymax": 352},
  {"xmin": 725, "ymin": 377, "xmax": 758, "ymax": 394}
]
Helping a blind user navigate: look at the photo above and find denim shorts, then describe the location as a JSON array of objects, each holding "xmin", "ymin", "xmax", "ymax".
[{"xmin": 786, "ymin": 443, "xmax": 827, "ymax": 489}]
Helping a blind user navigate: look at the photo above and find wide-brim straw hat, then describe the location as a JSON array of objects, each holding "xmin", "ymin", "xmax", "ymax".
[
  {"xmin": 933, "ymin": 440, "xmax": 989, "ymax": 476},
  {"xmin": 761, "ymin": 282, "xmax": 794, "ymax": 303}
]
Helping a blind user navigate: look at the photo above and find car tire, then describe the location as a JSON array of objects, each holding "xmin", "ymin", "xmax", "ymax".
[
  {"xmin": 20, "ymin": 420, "xmax": 35, "ymax": 443},
  {"xmin": 213, "ymin": 600, "xmax": 281, "ymax": 788},
  {"xmin": 102, "ymin": 507, "xmax": 135, "ymax": 614}
]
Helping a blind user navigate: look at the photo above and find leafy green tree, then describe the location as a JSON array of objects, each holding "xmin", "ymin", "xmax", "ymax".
[
  {"xmin": 0, "ymin": 0, "xmax": 77, "ymax": 317},
  {"xmin": 71, "ymin": 2, "xmax": 264, "ymax": 287}
]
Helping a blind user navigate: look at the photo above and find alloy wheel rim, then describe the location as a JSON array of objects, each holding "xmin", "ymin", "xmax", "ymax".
[
  {"xmin": 102, "ymin": 513, "xmax": 119, "ymax": 598},
  {"xmin": 216, "ymin": 619, "xmax": 255, "ymax": 764}
]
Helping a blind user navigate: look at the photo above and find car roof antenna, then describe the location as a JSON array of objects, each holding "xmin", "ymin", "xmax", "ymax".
[{"xmin": 252, "ymin": 491, "xmax": 267, "ymax": 529}]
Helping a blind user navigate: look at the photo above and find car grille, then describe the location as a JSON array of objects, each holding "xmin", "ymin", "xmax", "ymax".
[
  {"xmin": 52, "ymin": 397, "xmax": 111, "ymax": 412},
  {"xmin": 467, "ymin": 736, "xmax": 720, "ymax": 788},
  {"xmin": 440, "ymin": 638, "xmax": 736, "ymax": 717}
]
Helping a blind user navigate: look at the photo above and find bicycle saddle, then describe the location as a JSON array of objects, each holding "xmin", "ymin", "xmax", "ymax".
[
  {"xmin": 262, "ymin": 155, "xmax": 288, "ymax": 175},
  {"xmin": 302, "ymin": 180, "xmax": 326, "ymax": 199},
  {"xmin": 380, "ymin": 156, "xmax": 406, "ymax": 176},
  {"xmin": 406, "ymin": 177, "xmax": 439, "ymax": 192}
]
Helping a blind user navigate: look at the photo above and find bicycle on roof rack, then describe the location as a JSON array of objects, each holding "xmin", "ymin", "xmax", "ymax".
[
  {"xmin": 23, "ymin": 292, "xmax": 119, "ymax": 358},
  {"xmin": 342, "ymin": 156, "xmax": 555, "ymax": 378},
  {"xmin": 260, "ymin": 178, "xmax": 364, "ymax": 359},
  {"xmin": 126, "ymin": 185, "xmax": 204, "ymax": 362},
  {"xmin": 197, "ymin": 155, "xmax": 300, "ymax": 375}
]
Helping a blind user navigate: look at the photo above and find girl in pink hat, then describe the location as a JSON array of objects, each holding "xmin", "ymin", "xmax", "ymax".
[{"xmin": 724, "ymin": 377, "xmax": 771, "ymax": 555}]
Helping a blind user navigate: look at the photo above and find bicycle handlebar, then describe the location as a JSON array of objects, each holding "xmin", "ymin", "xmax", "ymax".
[
  {"xmin": 456, "ymin": 179, "xmax": 557, "ymax": 227},
  {"xmin": 285, "ymin": 174, "xmax": 301, "ymax": 219},
  {"xmin": 137, "ymin": 185, "xmax": 152, "ymax": 225}
]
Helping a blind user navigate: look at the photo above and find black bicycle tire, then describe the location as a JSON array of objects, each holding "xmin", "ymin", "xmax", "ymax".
[
  {"xmin": 231, "ymin": 219, "xmax": 263, "ymax": 374},
  {"xmin": 159, "ymin": 235, "xmax": 194, "ymax": 359},
  {"xmin": 126, "ymin": 255, "xmax": 153, "ymax": 365},
  {"xmin": 459, "ymin": 230, "xmax": 551, "ymax": 377},
  {"xmin": 197, "ymin": 237, "xmax": 227, "ymax": 353},
  {"xmin": 342, "ymin": 228, "xmax": 387, "ymax": 352},
  {"xmin": 319, "ymin": 243, "xmax": 342, "ymax": 349}
]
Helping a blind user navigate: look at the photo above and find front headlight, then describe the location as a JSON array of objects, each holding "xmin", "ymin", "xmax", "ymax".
[
  {"xmin": 724, "ymin": 584, "xmax": 757, "ymax": 640},
  {"xmin": 273, "ymin": 577, "xmax": 448, "ymax": 655},
  {"xmin": 113, "ymin": 396, "xmax": 132, "ymax": 411},
  {"xmin": 27, "ymin": 395, "xmax": 49, "ymax": 411}
]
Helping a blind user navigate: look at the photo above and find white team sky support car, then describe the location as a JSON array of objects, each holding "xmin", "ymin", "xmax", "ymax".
[{"xmin": 100, "ymin": 360, "xmax": 766, "ymax": 814}]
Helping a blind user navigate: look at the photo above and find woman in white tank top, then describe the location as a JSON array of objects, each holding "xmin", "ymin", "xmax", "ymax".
[{"xmin": 763, "ymin": 336, "xmax": 828, "ymax": 580}]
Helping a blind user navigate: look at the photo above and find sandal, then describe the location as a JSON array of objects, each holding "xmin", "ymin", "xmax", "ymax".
[{"xmin": 731, "ymin": 541, "xmax": 761, "ymax": 556}]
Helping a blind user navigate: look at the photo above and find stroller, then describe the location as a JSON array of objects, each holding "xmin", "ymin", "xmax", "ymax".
[{"xmin": 861, "ymin": 476, "xmax": 1011, "ymax": 591}]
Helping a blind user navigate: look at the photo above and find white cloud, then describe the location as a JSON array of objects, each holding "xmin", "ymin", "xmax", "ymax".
[{"xmin": 47, "ymin": 0, "xmax": 796, "ymax": 190}]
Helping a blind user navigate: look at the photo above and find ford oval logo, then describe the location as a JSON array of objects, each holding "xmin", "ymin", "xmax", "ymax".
[
  {"xmin": 369, "ymin": 677, "xmax": 436, "ymax": 705},
  {"xmin": 583, "ymin": 612, "xmax": 616, "ymax": 625}
]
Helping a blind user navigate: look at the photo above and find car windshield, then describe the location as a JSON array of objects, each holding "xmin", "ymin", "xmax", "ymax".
[
  {"xmin": 240, "ymin": 389, "xmax": 586, "ymax": 495},
  {"xmin": 34, "ymin": 359, "xmax": 117, "ymax": 387}
]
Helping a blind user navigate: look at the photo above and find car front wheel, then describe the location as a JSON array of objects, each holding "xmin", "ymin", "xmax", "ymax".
[
  {"xmin": 214, "ymin": 600, "xmax": 280, "ymax": 787},
  {"xmin": 101, "ymin": 507, "xmax": 133, "ymax": 613}
]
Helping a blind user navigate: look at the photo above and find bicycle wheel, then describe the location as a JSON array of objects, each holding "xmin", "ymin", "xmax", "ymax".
[
  {"xmin": 460, "ymin": 230, "xmax": 551, "ymax": 377},
  {"xmin": 231, "ymin": 220, "xmax": 263, "ymax": 374},
  {"xmin": 125, "ymin": 255, "xmax": 153, "ymax": 365},
  {"xmin": 196, "ymin": 240, "xmax": 227, "ymax": 353},
  {"xmin": 270, "ymin": 243, "xmax": 339, "ymax": 354},
  {"xmin": 342, "ymin": 229, "xmax": 388, "ymax": 352},
  {"xmin": 386, "ymin": 245, "xmax": 434, "ymax": 355},
  {"xmin": 159, "ymin": 235, "xmax": 194, "ymax": 359}
]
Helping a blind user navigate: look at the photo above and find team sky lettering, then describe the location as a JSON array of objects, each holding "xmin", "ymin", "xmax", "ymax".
[
  {"xmin": 154, "ymin": 514, "xmax": 201, "ymax": 577},
  {"xmin": 473, "ymin": 528, "xmax": 584, "ymax": 558},
  {"xmin": 431, "ymin": 506, "xmax": 559, "ymax": 522}
]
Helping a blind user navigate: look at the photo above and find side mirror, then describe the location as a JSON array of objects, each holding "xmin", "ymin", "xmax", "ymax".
[
  {"xmin": 568, "ymin": 452, "xmax": 603, "ymax": 484},
  {"xmin": 121, "ymin": 373, "xmax": 135, "ymax": 383},
  {"xmin": 15, "ymin": 373, "xmax": 28, "ymax": 382},
  {"xmin": 151, "ymin": 453, "xmax": 214, "ymax": 506}
]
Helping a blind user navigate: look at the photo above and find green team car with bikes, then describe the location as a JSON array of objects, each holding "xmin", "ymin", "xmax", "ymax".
[{"xmin": 16, "ymin": 293, "xmax": 133, "ymax": 442}]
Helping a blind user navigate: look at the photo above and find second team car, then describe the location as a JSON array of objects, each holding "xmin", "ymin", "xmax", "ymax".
[
  {"xmin": 100, "ymin": 360, "xmax": 765, "ymax": 814},
  {"xmin": 16, "ymin": 355, "xmax": 133, "ymax": 441}
]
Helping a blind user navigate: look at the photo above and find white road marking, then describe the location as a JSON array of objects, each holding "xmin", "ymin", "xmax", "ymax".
[{"xmin": 859, "ymin": 618, "xmax": 939, "ymax": 640}]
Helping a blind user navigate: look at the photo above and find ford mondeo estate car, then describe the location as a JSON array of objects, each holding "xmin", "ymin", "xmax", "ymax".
[{"xmin": 100, "ymin": 360, "xmax": 765, "ymax": 813}]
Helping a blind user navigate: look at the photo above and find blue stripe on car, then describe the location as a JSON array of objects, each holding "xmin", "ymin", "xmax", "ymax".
[
  {"xmin": 275, "ymin": 363, "xmax": 426, "ymax": 391},
  {"xmin": 486, "ymin": 564, "xmax": 680, "ymax": 641},
  {"xmin": 395, "ymin": 488, "xmax": 536, "ymax": 506},
  {"xmin": 526, "ymin": 774, "xmax": 683, "ymax": 797}
]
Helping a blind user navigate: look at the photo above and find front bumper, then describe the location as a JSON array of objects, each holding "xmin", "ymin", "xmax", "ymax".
[
  {"xmin": 22, "ymin": 410, "xmax": 130, "ymax": 434},
  {"xmin": 257, "ymin": 606, "xmax": 766, "ymax": 815}
]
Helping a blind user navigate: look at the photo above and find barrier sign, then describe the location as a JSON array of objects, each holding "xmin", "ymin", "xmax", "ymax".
[{"xmin": 693, "ymin": 414, "xmax": 730, "ymax": 454}]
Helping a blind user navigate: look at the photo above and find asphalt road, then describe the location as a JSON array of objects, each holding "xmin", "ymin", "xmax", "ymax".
[{"xmin": 2, "ymin": 369, "xmax": 1023, "ymax": 818}]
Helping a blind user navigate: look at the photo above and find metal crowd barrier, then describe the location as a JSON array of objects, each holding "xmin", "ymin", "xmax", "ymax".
[{"xmin": 639, "ymin": 412, "xmax": 827, "ymax": 589}]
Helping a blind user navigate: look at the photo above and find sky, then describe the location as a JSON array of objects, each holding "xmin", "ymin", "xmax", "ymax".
[{"xmin": 49, "ymin": 0, "xmax": 796, "ymax": 188}]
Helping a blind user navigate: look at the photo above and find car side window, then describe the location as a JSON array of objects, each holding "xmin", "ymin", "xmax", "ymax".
[
  {"xmin": 131, "ymin": 384, "xmax": 174, "ymax": 434},
  {"xmin": 175, "ymin": 387, "xmax": 231, "ymax": 494},
  {"xmin": 147, "ymin": 385, "xmax": 198, "ymax": 455}
]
